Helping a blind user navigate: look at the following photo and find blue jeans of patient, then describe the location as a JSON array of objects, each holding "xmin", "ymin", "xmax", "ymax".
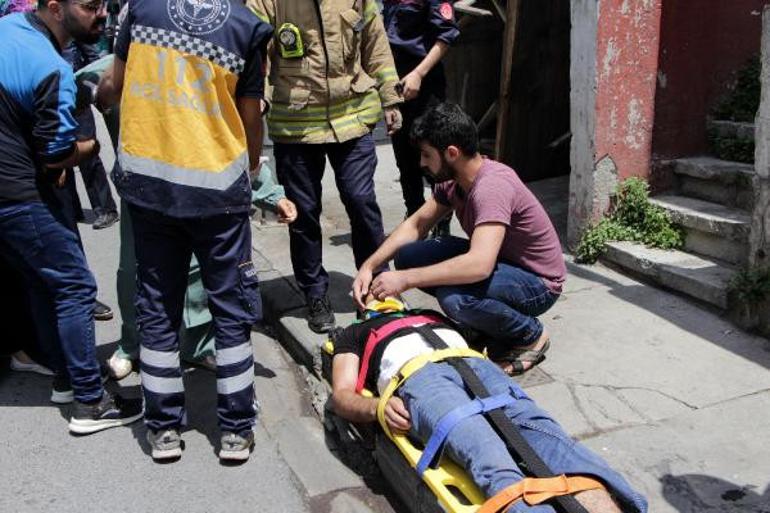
[{"xmin": 397, "ymin": 359, "xmax": 648, "ymax": 513}]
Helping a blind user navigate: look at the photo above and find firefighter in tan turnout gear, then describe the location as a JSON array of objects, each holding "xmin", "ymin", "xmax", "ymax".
[{"xmin": 248, "ymin": 0, "xmax": 403, "ymax": 333}]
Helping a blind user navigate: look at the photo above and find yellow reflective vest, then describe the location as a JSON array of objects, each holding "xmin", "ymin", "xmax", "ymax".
[{"xmin": 247, "ymin": 0, "xmax": 402, "ymax": 144}]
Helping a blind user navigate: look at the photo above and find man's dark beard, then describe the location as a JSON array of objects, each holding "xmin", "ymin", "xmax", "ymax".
[
  {"xmin": 425, "ymin": 155, "xmax": 455, "ymax": 183},
  {"xmin": 63, "ymin": 9, "xmax": 104, "ymax": 44}
]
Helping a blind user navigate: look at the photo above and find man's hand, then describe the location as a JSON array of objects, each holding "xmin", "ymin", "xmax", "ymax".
[
  {"xmin": 53, "ymin": 170, "xmax": 67, "ymax": 188},
  {"xmin": 352, "ymin": 266, "xmax": 374, "ymax": 310},
  {"xmin": 383, "ymin": 396, "xmax": 411, "ymax": 434},
  {"xmin": 78, "ymin": 138, "xmax": 100, "ymax": 160},
  {"xmin": 75, "ymin": 75, "xmax": 99, "ymax": 112},
  {"xmin": 276, "ymin": 198, "xmax": 297, "ymax": 224},
  {"xmin": 370, "ymin": 270, "xmax": 409, "ymax": 300},
  {"xmin": 248, "ymin": 163, "xmax": 262, "ymax": 181},
  {"xmin": 384, "ymin": 106, "xmax": 403, "ymax": 136},
  {"xmin": 400, "ymin": 71, "xmax": 422, "ymax": 102}
]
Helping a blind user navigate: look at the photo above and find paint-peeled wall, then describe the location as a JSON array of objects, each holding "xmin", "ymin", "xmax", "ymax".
[
  {"xmin": 652, "ymin": 1, "xmax": 764, "ymax": 159},
  {"xmin": 569, "ymin": 0, "xmax": 664, "ymax": 245},
  {"xmin": 595, "ymin": 0, "xmax": 664, "ymax": 180}
]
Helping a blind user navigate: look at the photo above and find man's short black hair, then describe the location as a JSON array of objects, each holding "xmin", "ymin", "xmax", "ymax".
[{"xmin": 410, "ymin": 102, "xmax": 479, "ymax": 156}]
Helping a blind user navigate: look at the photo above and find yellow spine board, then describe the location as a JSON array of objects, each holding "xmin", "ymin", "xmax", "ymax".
[{"xmin": 377, "ymin": 348, "xmax": 488, "ymax": 513}]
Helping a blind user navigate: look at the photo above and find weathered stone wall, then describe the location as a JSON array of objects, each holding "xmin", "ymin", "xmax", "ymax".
[
  {"xmin": 567, "ymin": 0, "xmax": 598, "ymax": 246},
  {"xmin": 568, "ymin": 0, "xmax": 663, "ymax": 246},
  {"xmin": 594, "ymin": 0, "xmax": 663, "ymax": 180},
  {"xmin": 750, "ymin": 5, "xmax": 770, "ymax": 335}
]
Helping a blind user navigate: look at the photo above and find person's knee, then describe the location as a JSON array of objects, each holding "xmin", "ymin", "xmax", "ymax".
[
  {"xmin": 393, "ymin": 240, "xmax": 430, "ymax": 270},
  {"xmin": 437, "ymin": 290, "xmax": 468, "ymax": 320},
  {"xmin": 393, "ymin": 245, "xmax": 411, "ymax": 270}
]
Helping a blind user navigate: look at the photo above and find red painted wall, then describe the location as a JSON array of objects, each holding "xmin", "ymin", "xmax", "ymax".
[
  {"xmin": 652, "ymin": 1, "xmax": 764, "ymax": 159},
  {"xmin": 595, "ymin": 0, "xmax": 664, "ymax": 181}
]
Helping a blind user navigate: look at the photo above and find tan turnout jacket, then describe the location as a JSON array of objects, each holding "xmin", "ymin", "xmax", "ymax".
[{"xmin": 247, "ymin": 0, "xmax": 402, "ymax": 144}]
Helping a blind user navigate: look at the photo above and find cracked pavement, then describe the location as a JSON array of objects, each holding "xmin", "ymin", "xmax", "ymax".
[{"xmin": 253, "ymin": 143, "xmax": 770, "ymax": 513}]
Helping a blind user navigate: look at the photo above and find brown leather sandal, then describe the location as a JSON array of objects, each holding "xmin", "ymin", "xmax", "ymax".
[{"xmin": 491, "ymin": 338, "xmax": 551, "ymax": 376}]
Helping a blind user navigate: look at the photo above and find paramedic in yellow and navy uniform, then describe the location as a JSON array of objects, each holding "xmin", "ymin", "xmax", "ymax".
[
  {"xmin": 97, "ymin": 0, "xmax": 297, "ymax": 462},
  {"xmin": 247, "ymin": 0, "xmax": 404, "ymax": 334}
]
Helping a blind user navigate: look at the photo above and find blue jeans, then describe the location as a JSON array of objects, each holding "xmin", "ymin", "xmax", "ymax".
[
  {"xmin": 395, "ymin": 237, "xmax": 558, "ymax": 346},
  {"xmin": 0, "ymin": 201, "xmax": 102, "ymax": 402},
  {"xmin": 398, "ymin": 359, "xmax": 648, "ymax": 513}
]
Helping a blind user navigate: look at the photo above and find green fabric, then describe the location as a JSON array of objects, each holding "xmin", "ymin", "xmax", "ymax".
[
  {"xmin": 73, "ymin": 54, "xmax": 113, "ymax": 80},
  {"xmin": 115, "ymin": 202, "xmax": 215, "ymax": 361},
  {"xmin": 251, "ymin": 162, "xmax": 285, "ymax": 209}
]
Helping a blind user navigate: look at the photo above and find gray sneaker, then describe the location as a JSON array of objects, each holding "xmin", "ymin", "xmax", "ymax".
[
  {"xmin": 219, "ymin": 431, "xmax": 254, "ymax": 461},
  {"xmin": 147, "ymin": 429, "xmax": 182, "ymax": 461}
]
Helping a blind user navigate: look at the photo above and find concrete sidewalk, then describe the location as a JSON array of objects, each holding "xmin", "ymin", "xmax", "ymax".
[{"xmin": 252, "ymin": 144, "xmax": 770, "ymax": 513}]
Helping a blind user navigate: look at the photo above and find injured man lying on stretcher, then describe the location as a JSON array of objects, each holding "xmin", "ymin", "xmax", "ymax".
[{"xmin": 330, "ymin": 301, "xmax": 648, "ymax": 513}]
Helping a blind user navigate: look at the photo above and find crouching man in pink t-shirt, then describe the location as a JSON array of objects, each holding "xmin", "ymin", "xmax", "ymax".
[{"xmin": 352, "ymin": 103, "xmax": 566, "ymax": 375}]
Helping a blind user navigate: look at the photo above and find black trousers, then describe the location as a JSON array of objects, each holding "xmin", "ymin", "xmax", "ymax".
[
  {"xmin": 70, "ymin": 109, "xmax": 117, "ymax": 218},
  {"xmin": 274, "ymin": 134, "xmax": 387, "ymax": 299},
  {"xmin": 390, "ymin": 60, "xmax": 448, "ymax": 213}
]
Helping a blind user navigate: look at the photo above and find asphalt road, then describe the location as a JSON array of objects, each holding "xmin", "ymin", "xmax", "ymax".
[{"xmin": 0, "ymin": 114, "xmax": 397, "ymax": 513}]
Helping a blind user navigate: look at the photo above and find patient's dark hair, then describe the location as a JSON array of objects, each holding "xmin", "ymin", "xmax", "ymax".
[{"xmin": 410, "ymin": 102, "xmax": 479, "ymax": 156}]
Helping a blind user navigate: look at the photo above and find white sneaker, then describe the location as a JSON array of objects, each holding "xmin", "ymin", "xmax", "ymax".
[
  {"xmin": 10, "ymin": 355, "xmax": 54, "ymax": 376},
  {"xmin": 107, "ymin": 353, "xmax": 133, "ymax": 380}
]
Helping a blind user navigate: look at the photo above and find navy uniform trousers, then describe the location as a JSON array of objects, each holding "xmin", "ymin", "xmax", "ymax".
[
  {"xmin": 274, "ymin": 133, "xmax": 386, "ymax": 300},
  {"xmin": 129, "ymin": 204, "xmax": 260, "ymax": 436}
]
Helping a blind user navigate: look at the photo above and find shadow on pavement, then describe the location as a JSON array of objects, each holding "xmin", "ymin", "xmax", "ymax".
[
  {"xmin": 661, "ymin": 473, "xmax": 770, "ymax": 512},
  {"xmin": 262, "ymin": 271, "xmax": 358, "ymax": 319},
  {"xmin": 329, "ymin": 233, "xmax": 352, "ymax": 248}
]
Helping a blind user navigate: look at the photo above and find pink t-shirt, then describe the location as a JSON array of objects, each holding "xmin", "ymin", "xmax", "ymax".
[{"xmin": 433, "ymin": 159, "xmax": 566, "ymax": 293}]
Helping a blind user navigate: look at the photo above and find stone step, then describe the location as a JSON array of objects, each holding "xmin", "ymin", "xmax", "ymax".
[
  {"xmin": 664, "ymin": 156, "xmax": 754, "ymax": 210},
  {"xmin": 650, "ymin": 194, "xmax": 751, "ymax": 265},
  {"xmin": 602, "ymin": 241, "xmax": 734, "ymax": 309},
  {"xmin": 650, "ymin": 195, "xmax": 751, "ymax": 240},
  {"xmin": 707, "ymin": 119, "xmax": 755, "ymax": 142}
]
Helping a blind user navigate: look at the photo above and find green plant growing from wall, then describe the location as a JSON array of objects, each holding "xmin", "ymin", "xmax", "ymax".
[
  {"xmin": 729, "ymin": 266, "xmax": 770, "ymax": 307},
  {"xmin": 575, "ymin": 177, "xmax": 684, "ymax": 264}
]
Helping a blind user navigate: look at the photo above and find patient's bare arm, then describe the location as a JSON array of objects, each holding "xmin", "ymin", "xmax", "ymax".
[
  {"xmin": 331, "ymin": 353, "xmax": 411, "ymax": 433},
  {"xmin": 331, "ymin": 353, "xmax": 379, "ymax": 423}
]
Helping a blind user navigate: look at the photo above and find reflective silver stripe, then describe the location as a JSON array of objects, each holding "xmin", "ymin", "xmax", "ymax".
[
  {"xmin": 217, "ymin": 367, "xmax": 254, "ymax": 395},
  {"xmin": 140, "ymin": 347, "xmax": 180, "ymax": 369},
  {"xmin": 131, "ymin": 25, "xmax": 246, "ymax": 74},
  {"xmin": 216, "ymin": 343, "xmax": 253, "ymax": 367},
  {"xmin": 140, "ymin": 371, "xmax": 184, "ymax": 395},
  {"xmin": 118, "ymin": 150, "xmax": 248, "ymax": 191}
]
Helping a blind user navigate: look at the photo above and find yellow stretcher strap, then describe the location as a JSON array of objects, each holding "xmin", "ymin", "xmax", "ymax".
[
  {"xmin": 376, "ymin": 347, "xmax": 486, "ymax": 441},
  {"xmin": 478, "ymin": 475, "xmax": 606, "ymax": 513}
]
